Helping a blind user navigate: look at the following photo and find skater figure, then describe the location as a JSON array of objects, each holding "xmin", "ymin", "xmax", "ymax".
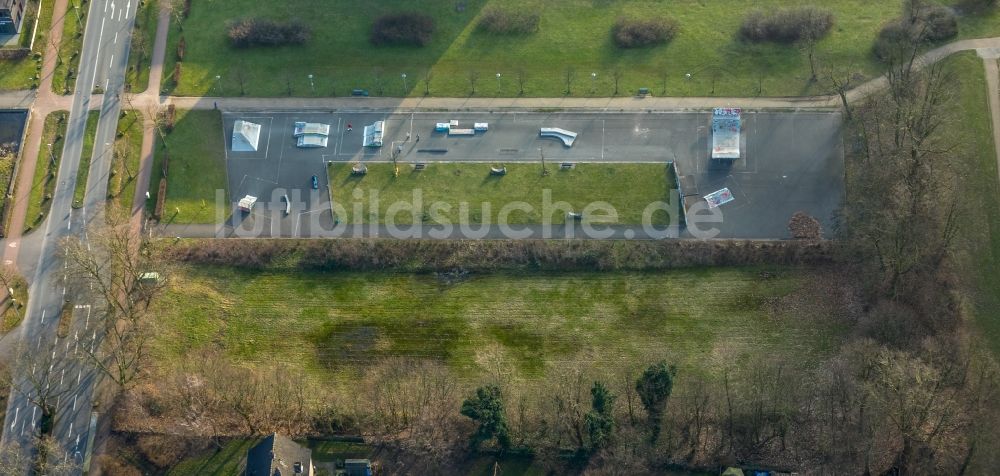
[
  {"xmin": 347, "ymin": 123, "xmax": 353, "ymax": 132},
  {"xmin": 416, "ymin": 134, "xmax": 420, "ymax": 142}
]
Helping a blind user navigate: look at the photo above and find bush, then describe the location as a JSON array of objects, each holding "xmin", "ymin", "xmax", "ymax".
[
  {"xmin": 226, "ymin": 18, "xmax": 311, "ymax": 48},
  {"xmin": 477, "ymin": 7, "xmax": 540, "ymax": 35},
  {"xmin": 172, "ymin": 62, "xmax": 181, "ymax": 85},
  {"xmin": 873, "ymin": 4, "xmax": 957, "ymax": 60},
  {"xmin": 154, "ymin": 178, "xmax": 166, "ymax": 218},
  {"xmin": 370, "ymin": 12, "xmax": 435, "ymax": 46},
  {"xmin": 612, "ymin": 17, "xmax": 677, "ymax": 48},
  {"xmin": 739, "ymin": 6, "xmax": 834, "ymax": 43}
]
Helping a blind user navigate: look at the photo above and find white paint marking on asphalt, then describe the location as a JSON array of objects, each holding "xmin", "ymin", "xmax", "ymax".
[
  {"xmin": 85, "ymin": 306, "xmax": 91, "ymax": 327},
  {"xmin": 114, "ymin": 31, "xmax": 118, "ymax": 44},
  {"xmin": 51, "ymin": 350, "xmax": 56, "ymax": 360},
  {"xmin": 92, "ymin": 17, "xmax": 107, "ymax": 85},
  {"xmin": 77, "ymin": 369, "xmax": 82, "ymax": 384},
  {"xmin": 109, "ymin": 0, "xmax": 114, "ymax": 12},
  {"xmin": 10, "ymin": 407, "xmax": 18, "ymax": 430},
  {"xmin": 109, "ymin": 54, "xmax": 115, "ymax": 70},
  {"xmin": 73, "ymin": 395, "xmax": 78, "ymax": 411},
  {"xmin": 68, "ymin": 422, "xmax": 73, "ymax": 438},
  {"xmin": 105, "ymin": 78, "xmax": 109, "ymax": 92},
  {"xmin": 60, "ymin": 368, "xmax": 65, "ymax": 386},
  {"xmin": 19, "ymin": 419, "xmax": 25, "ymax": 436},
  {"xmin": 75, "ymin": 434, "xmax": 80, "ymax": 447},
  {"xmin": 62, "ymin": 286, "xmax": 66, "ymax": 296},
  {"xmin": 31, "ymin": 406, "xmax": 36, "ymax": 424},
  {"xmin": 118, "ymin": 7, "xmax": 123, "ymax": 20},
  {"xmin": 36, "ymin": 334, "xmax": 42, "ymax": 347},
  {"xmin": 126, "ymin": 0, "xmax": 131, "ymax": 18},
  {"xmin": 40, "ymin": 308, "xmax": 45, "ymax": 324}
]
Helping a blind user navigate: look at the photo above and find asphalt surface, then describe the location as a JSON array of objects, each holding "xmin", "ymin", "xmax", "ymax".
[
  {"xmin": 1, "ymin": 0, "xmax": 138, "ymax": 468},
  {"xmin": 215, "ymin": 111, "xmax": 843, "ymax": 239}
]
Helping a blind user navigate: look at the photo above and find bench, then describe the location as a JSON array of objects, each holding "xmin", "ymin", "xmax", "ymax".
[
  {"xmin": 539, "ymin": 128, "xmax": 578, "ymax": 147},
  {"xmin": 351, "ymin": 89, "xmax": 369, "ymax": 96},
  {"xmin": 560, "ymin": 162, "xmax": 575, "ymax": 170},
  {"xmin": 413, "ymin": 162, "xmax": 427, "ymax": 171},
  {"xmin": 567, "ymin": 212, "xmax": 583, "ymax": 220},
  {"xmin": 490, "ymin": 166, "xmax": 507, "ymax": 176},
  {"xmin": 448, "ymin": 128, "xmax": 475, "ymax": 136}
]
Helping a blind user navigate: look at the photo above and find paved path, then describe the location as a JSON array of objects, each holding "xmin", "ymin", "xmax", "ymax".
[{"xmin": 979, "ymin": 50, "xmax": 1000, "ymax": 189}]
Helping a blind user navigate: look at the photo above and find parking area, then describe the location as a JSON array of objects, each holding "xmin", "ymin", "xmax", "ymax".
[{"xmin": 221, "ymin": 110, "xmax": 843, "ymax": 239}]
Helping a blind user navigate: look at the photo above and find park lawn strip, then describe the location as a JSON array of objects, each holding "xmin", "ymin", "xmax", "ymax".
[
  {"xmin": 160, "ymin": 0, "xmax": 999, "ymax": 99},
  {"xmin": 329, "ymin": 162, "xmax": 678, "ymax": 225},
  {"xmin": 938, "ymin": 52, "xmax": 1000, "ymax": 356},
  {"xmin": 164, "ymin": 438, "xmax": 256, "ymax": 476},
  {"xmin": 71, "ymin": 110, "xmax": 99, "ymax": 208},
  {"xmin": 108, "ymin": 109, "xmax": 143, "ymax": 212},
  {"xmin": 125, "ymin": 0, "xmax": 158, "ymax": 93},
  {"xmin": 0, "ymin": 0, "xmax": 48, "ymax": 90},
  {"xmin": 148, "ymin": 109, "xmax": 226, "ymax": 224},
  {"xmin": 24, "ymin": 110, "xmax": 67, "ymax": 232},
  {"xmin": 150, "ymin": 266, "xmax": 848, "ymax": 386},
  {"xmin": 51, "ymin": 0, "xmax": 85, "ymax": 95},
  {"xmin": 0, "ymin": 272, "xmax": 28, "ymax": 333}
]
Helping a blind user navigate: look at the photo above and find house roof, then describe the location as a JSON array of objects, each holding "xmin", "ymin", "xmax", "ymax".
[{"xmin": 245, "ymin": 433, "xmax": 312, "ymax": 476}]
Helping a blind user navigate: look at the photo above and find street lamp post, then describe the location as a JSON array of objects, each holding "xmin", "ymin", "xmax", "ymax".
[
  {"xmin": 401, "ymin": 73, "xmax": 407, "ymax": 94},
  {"xmin": 47, "ymin": 143, "xmax": 54, "ymax": 166},
  {"xmin": 214, "ymin": 75, "xmax": 223, "ymax": 96},
  {"xmin": 73, "ymin": 4, "xmax": 82, "ymax": 27},
  {"xmin": 591, "ymin": 72, "xmax": 596, "ymax": 94},
  {"xmin": 308, "ymin": 74, "xmax": 315, "ymax": 94},
  {"xmin": 496, "ymin": 72, "xmax": 501, "ymax": 94}
]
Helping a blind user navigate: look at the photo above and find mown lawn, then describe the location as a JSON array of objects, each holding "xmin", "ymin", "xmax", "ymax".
[
  {"xmin": 0, "ymin": 0, "xmax": 46, "ymax": 91},
  {"xmin": 125, "ymin": 0, "xmax": 158, "ymax": 93},
  {"xmin": 71, "ymin": 110, "xmax": 99, "ymax": 208},
  {"xmin": 25, "ymin": 110, "xmax": 67, "ymax": 232},
  {"xmin": 329, "ymin": 162, "xmax": 678, "ymax": 225},
  {"xmin": 108, "ymin": 109, "xmax": 143, "ymax": 212},
  {"xmin": 148, "ymin": 109, "xmax": 227, "ymax": 224},
  {"xmin": 941, "ymin": 52, "xmax": 1000, "ymax": 355},
  {"xmin": 150, "ymin": 266, "xmax": 849, "ymax": 383},
  {"xmin": 160, "ymin": 0, "xmax": 999, "ymax": 98},
  {"xmin": 52, "ymin": 0, "xmax": 86, "ymax": 95}
]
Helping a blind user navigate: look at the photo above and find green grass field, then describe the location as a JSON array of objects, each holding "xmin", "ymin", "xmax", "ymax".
[
  {"xmin": 330, "ymin": 162, "xmax": 678, "ymax": 225},
  {"xmin": 24, "ymin": 110, "xmax": 67, "ymax": 232},
  {"xmin": 940, "ymin": 53, "xmax": 1000, "ymax": 355},
  {"xmin": 160, "ymin": 0, "xmax": 1000, "ymax": 98},
  {"xmin": 124, "ymin": 0, "xmax": 158, "ymax": 93},
  {"xmin": 108, "ymin": 109, "xmax": 143, "ymax": 212},
  {"xmin": 71, "ymin": 110, "xmax": 99, "ymax": 208},
  {"xmin": 148, "ymin": 109, "xmax": 227, "ymax": 224},
  {"xmin": 0, "ymin": 0, "xmax": 46, "ymax": 91},
  {"xmin": 150, "ymin": 266, "xmax": 848, "ymax": 383},
  {"xmin": 52, "ymin": 0, "xmax": 86, "ymax": 95}
]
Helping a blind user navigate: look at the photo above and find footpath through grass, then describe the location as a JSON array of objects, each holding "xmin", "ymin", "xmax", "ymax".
[
  {"xmin": 25, "ymin": 110, "xmax": 67, "ymax": 232},
  {"xmin": 151, "ymin": 266, "xmax": 848, "ymax": 383},
  {"xmin": 161, "ymin": 0, "xmax": 1000, "ymax": 98},
  {"xmin": 108, "ymin": 110, "xmax": 143, "ymax": 212},
  {"xmin": 52, "ymin": 0, "xmax": 86, "ymax": 95},
  {"xmin": 330, "ymin": 162, "xmax": 678, "ymax": 225},
  {"xmin": 148, "ymin": 109, "xmax": 226, "ymax": 224},
  {"xmin": 0, "ymin": 0, "xmax": 47, "ymax": 90},
  {"xmin": 71, "ymin": 110, "xmax": 99, "ymax": 208},
  {"xmin": 941, "ymin": 52, "xmax": 1000, "ymax": 355},
  {"xmin": 125, "ymin": 0, "xmax": 158, "ymax": 93}
]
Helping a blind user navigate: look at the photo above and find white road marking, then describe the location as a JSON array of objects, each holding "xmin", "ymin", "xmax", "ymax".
[
  {"xmin": 126, "ymin": 0, "xmax": 131, "ymax": 18},
  {"xmin": 40, "ymin": 308, "xmax": 45, "ymax": 324},
  {"xmin": 68, "ymin": 422, "xmax": 73, "ymax": 438},
  {"xmin": 10, "ymin": 407, "xmax": 18, "ymax": 430},
  {"xmin": 91, "ymin": 17, "xmax": 107, "ymax": 85},
  {"xmin": 109, "ymin": 54, "xmax": 114, "ymax": 69},
  {"xmin": 31, "ymin": 406, "xmax": 36, "ymax": 424},
  {"xmin": 118, "ymin": 7, "xmax": 122, "ymax": 20},
  {"xmin": 108, "ymin": 0, "xmax": 113, "ymax": 12},
  {"xmin": 77, "ymin": 369, "xmax": 82, "ymax": 384},
  {"xmin": 72, "ymin": 395, "xmax": 78, "ymax": 411},
  {"xmin": 84, "ymin": 306, "xmax": 91, "ymax": 327},
  {"xmin": 60, "ymin": 368, "xmax": 65, "ymax": 386},
  {"xmin": 113, "ymin": 31, "xmax": 118, "ymax": 44}
]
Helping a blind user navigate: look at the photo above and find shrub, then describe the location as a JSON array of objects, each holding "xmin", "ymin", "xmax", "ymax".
[
  {"xmin": 155, "ymin": 178, "xmax": 166, "ymax": 218},
  {"xmin": 477, "ymin": 7, "xmax": 540, "ymax": 34},
  {"xmin": 956, "ymin": 0, "xmax": 997, "ymax": 13},
  {"xmin": 873, "ymin": 4, "xmax": 957, "ymax": 60},
  {"xmin": 226, "ymin": 18, "xmax": 311, "ymax": 48},
  {"xmin": 176, "ymin": 36, "xmax": 185, "ymax": 60},
  {"xmin": 739, "ymin": 6, "xmax": 834, "ymax": 43},
  {"xmin": 788, "ymin": 212, "xmax": 823, "ymax": 240},
  {"xmin": 371, "ymin": 13, "xmax": 435, "ymax": 46},
  {"xmin": 612, "ymin": 17, "xmax": 677, "ymax": 48},
  {"xmin": 172, "ymin": 62, "xmax": 181, "ymax": 85}
]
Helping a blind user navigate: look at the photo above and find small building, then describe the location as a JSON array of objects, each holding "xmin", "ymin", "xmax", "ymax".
[
  {"xmin": 237, "ymin": 195, "xmax": 257, "ymax": 212},
  {"xmin": 232, "ymin": 120, "xmax": 262, "ymax": 152},
  {"xmin": 293, "ymin": 121, "xmax": 330, "ymax": 148},
  {"xmin": 245, "ymin": 433, "xmax": 314, "ymax": 476},
  {"xmin": 0, "ymin": 0, "xmax": 25, "ymax": 35},
  {"xmin": 711, "ymin": 107, "xmax": 741, "ymax": 161},
  {"xmin": 362, "ymin": 121, "xmax": 385, "ymax": 148}
]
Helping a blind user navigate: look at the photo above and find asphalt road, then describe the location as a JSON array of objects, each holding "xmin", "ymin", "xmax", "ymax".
[{"xmin": 1, "ymin": 0, "xmax": 138, "ymax": 468}]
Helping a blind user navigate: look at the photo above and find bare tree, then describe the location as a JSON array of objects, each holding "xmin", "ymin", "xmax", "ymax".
[
  {"xmin": 0, "ymin": 437, "xmax": 78, "ymax": 476},
  {"xmin": 233, "ymin": 66, "xmax": 247, "ymax": 96},
  {"xmin": 373, "ymin": 68, "xmax": 384, "ymax": 96},
  {"xmin": 422, "ymin": 69, "xmax": 433, "ymax": 96},
  {"xmin": 516, "ymin": 68, "xmax": 526, "ymax": 96},
  {"xmin": 612, "ymin": 67, "xmax": 623, "ymax": 96},
  {"xmin": 563, "ymin": 67, "xmax": 575, "ymax": 95},
  {"xmin": 822, "ymin": 62, "xmax": 860, "ymax": 120},
  {"xmin": 467, "ymin": 69, "xmax": 479, "ymax": 96},
  {"xmin": 62, "ymin": 210, "xmax": 169, "ymax": 389}
]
